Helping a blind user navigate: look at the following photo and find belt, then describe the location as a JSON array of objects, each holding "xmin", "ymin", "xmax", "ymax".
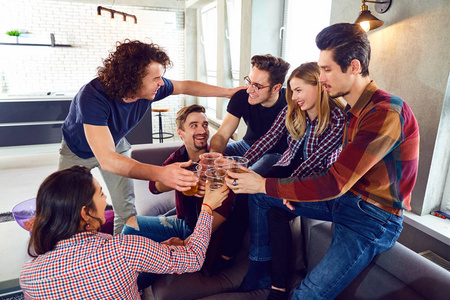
[{"xmin": 351, "ymin": 190, "xmax": 402, "ymax": 216}]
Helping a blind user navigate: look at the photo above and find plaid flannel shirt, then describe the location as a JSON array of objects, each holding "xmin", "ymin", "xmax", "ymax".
[
  {"xmin": 266, "ymin": 81, "xmax": 419, "ymax": 211},
  {"xmin": 20, "ymin": 212, "xmax": 212, "ymax": 299},
  {"xmin": 245, "ymin": 105, "xmax": 345, "ymax": 178}
]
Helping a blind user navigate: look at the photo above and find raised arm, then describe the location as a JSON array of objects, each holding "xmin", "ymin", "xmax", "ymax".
[
  {"xmin": 84, "ymin": 124, "xmax": 197, "ymax": 191},
  {"xmin": 122, "ymin": 183, "xmax": 230, "ymax": 274},
  {"xmin": 171, "ymin": 80, "xmax": 245, "ymax": 99},
  {"xmin": 209, "ymin": 112, "xmax": 241, "ymax": 153}
]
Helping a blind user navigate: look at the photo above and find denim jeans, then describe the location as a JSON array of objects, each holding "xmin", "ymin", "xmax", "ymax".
[
  {"xmin": 219, "ymin": 141, "xmax": 281, "ymax": 258},
  {"xmin": 248, "ymin": 191, "xmax": 403, "ymax": 299},
  {"xmin": 121, "ymin": 215, "xmax": 193, "ymax": 242},
  {"xmin": 225, "ymin": 140, "xmax": 281, "ymax": 176}
]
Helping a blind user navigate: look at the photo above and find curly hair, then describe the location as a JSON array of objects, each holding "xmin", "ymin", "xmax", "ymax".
[{"xmin": 97, "ymin": 39, "xmax": 173, "ymax": 100}]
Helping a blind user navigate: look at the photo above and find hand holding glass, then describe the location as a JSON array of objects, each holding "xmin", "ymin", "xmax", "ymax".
[
  {"xmin": 182, "ymin": 162, "xmax": 201, "ymax": 196},
  {"xmin": 205, "ymin": 167, "xmax": 227, "ymax": 191}
]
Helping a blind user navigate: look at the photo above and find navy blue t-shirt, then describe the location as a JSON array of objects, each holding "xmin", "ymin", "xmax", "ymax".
[
  {"xmin": 62, "ymin": 77, "xmax": 173, "ymax": 159},
  {"xmin": 227, "ymin": 88, "xmax": 288, "ymax": 154}
]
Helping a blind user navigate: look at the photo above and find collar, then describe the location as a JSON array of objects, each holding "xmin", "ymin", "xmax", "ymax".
[
  {"xmin": 180, "ymin": 143, "xmax": 210, "ymax": 162},
  {"xmin": 346, "ymin": 80, "xmax": 378, "ymax": 118},
  {"xmin": 55, "ymin": 231, "xmax": 107, "ymax": 249}
]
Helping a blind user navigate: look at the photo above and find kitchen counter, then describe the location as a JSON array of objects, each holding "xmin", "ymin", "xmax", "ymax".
[
  {"xmin": 0, "ymin": 93, "xmax": 76, "ymax": 101},
  {"xmin": 0, "ymin": 95, "xmax": 73, "ymax": 147},
  {"xmin": 0, "ymin": 93, "xmax": 154, "ymax": 146}
]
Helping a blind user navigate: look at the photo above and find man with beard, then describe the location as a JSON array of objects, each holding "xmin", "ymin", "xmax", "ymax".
[{"xmin": 122, "ymin": 104, "xmax": 234, "ymax": 288}]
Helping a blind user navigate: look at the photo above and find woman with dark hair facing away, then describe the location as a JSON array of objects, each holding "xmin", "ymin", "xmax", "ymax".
[
  {"xmin": 229, "ymin": 62, "xmax": 346, "ymax": 298},
  {"xmin": 20, "ymin": 166, "xmax": 229, "ymax": 299}
]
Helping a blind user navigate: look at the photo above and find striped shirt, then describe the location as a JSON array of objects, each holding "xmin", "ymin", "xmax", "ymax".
[
  {"xmin": 245, "ymin": 105, "xmax": 345, "ymax": 178},
  {"xmin": 20, "ymin": 212, "xmax": 212, "ymax": 299},
  {"xmin": 266, "ymin": 81, "xmax": 419, "ymax": 212}
]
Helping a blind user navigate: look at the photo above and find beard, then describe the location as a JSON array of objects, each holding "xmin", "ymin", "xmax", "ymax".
[{"xmin": 193, "ymin": 135, "xmax": 208, "ymax": 150}]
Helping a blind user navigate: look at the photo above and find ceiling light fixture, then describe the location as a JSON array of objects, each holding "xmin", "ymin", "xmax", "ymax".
[
  {"xmin": 97, "ymin": 6, "xmax": 137, "ymax": 24},
  {"xmin": 355, "ymin": 0, "xmax": 392, "ymax": 32}
]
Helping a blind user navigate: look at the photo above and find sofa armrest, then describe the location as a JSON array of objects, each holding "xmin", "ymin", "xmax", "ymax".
[
  {"xmin": 131, "ymin": 142, "xmax": 183, "ymax": 165},
  {"xmin": 131, "ymin": 142, "xmax": 183, "ymax": 217}
]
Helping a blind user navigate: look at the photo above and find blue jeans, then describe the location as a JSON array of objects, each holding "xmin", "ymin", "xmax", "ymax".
[
  {"xmin": 225, "ymin": 140, "xmax": 281, "ymax": 176},
  {"xmin": 122, "ymin": 215, "xmax": 193, "ymax": 242},
  {"xmin": 248, "ymin": 192, "xmax": 403, "ymax": 299}
]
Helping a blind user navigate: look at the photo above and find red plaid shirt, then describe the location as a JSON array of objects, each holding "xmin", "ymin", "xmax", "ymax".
[
  {"xmin": 266, "ymin": 81, "xmax": 419, "ymax": 211},
  {"xmin": 20, "ymin": 212, "xmax": 212, "ymax": 299},
  {"xmin": 245, "ymin": 105, "xmax": 345, "ymax": 177}
]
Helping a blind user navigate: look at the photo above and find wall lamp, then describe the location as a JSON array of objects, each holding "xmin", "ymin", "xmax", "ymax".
[
  {"xmin": 97, "ymin": 6, "xmax": 137, "ymax": 24},
  {"xmin": 355, "ymin": 0, "xmax": 392, "ymax": 32}
]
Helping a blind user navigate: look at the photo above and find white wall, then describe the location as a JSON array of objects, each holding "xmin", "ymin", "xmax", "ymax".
[{"xmin": 0, "ymin": 0, "xmax": 185, "ymax": 134}]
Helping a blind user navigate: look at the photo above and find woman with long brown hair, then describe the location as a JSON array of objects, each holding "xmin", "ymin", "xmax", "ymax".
[
  {"xmin": 20, "ymin": 166, "xmax": 229, "ymax": 299},
  {"xmin": 232, "ymin": 62, "xmax": 346, "ymax": 298}
]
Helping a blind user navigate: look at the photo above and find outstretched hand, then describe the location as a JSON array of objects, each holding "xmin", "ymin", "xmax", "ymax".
[
  {"xmin": 225, "ymin": 166, "xmax": 266, "ymax": 194},
  {"xmin": 159, "ymin": 160, "xmax": 198, "ymax": 192},
  {"xmin": 195, "ymin": 178, "xmax": 206, "ymax": 198},
  {"xmin": 202, "ymin": 181, "xmax": 229, "ymax": 211},
  {"xmin": 226, "ymin": 86, "xmax": 247, "ymax": 98}
]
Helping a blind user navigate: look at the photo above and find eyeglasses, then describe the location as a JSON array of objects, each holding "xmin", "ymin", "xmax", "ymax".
[{"xmin": 244, "ymin": 76, "xmax": 271, "ymax": 92}]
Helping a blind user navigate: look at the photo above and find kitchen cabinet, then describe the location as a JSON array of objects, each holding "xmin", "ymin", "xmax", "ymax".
[{"xmin": 0, "ymin": 96, "xmax": 153, "ymax": 147}]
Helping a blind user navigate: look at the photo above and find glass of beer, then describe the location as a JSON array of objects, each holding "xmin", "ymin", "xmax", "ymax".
[
  {"xmin": 225, "ymin": 156, "xmax": 249, "ymax": 190},
  {"xmin": 199, "ymin": 152, "xmax": 223, "ymax": 167},
  {"xmin": 225, "ymin": 156, "xmax": 249, "ymax": 173},
  {"xmin": 182, "ymin": 162, "xmax": 200, "ymax": 196},
  {"xmin": 214, "ymin": 157, "xmax": 233, "ymax": 170},
  {"xmin": 205, "ymin": 167, "xmax": 227, "ymax": 191}
]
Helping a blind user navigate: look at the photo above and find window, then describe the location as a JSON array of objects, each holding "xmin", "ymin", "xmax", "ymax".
[
  {"xmin": 425, "ymin": 73, "xmax": 450, "ymax": 216},
  {"xmin": 282, "ymin": 0, "xmax": 332, "ymax": 69},
  {"xmin": 226, "ymin": 0, "xmax": 241, "ymax": 88},
  {"xmin": 199, "ymin": 2, "xmax": 218, "ymax": 115},
  {"xmin": 198, "ymin": 0, "xmax": 239, "ymax": 121}
]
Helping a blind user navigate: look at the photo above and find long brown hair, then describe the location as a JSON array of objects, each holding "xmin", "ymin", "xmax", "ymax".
[
  {"xmin": 28, "ymin": 166, "xmax": 102, "ymax": 257},
  {"xmin": 286, "ymin": 62, "xmax": 345, "ymax": 140}
]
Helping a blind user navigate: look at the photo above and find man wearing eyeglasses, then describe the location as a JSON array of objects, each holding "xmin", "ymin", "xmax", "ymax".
[
  {"xmin": 208, "ymin": 54, "xmax": 290, "ymax": 274},
  {"xmin": 210, "ymin": 54, "xmax": 290, "ymax": 175}
]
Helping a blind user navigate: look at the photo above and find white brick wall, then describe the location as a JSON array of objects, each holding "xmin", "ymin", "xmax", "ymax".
[{"xmin": 0, "ymin": 0, "xmax": 185, "ymax": 135}]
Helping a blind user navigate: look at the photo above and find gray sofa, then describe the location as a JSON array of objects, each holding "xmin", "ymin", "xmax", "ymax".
[{"xmin": 131, "ymin": 142, "xmax": 450, "ymax": 300}]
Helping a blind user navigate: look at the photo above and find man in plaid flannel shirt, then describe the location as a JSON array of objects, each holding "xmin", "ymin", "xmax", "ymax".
[{"xmin": 227, "ymin": 23, "xmax": 419, "ymax": 299}]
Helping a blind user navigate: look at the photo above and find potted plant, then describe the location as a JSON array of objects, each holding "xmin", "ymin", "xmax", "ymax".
[{"xmin": 6, "ymin": 30, "xmax": 21, "ymax": 43}]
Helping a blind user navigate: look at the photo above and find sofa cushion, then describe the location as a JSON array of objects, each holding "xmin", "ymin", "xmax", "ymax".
[
  {"xmin": 306, "ymin": 221, "xmax": 450, "ymax": 300},
  {"xmin": 131, "ymin": 142, "xmax": 182, "ymax": 216}
]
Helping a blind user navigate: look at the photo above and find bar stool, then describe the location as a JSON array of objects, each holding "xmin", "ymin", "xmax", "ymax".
[{"xmin": 152, "ymin": 107, "xmax": 174, "ymax": 143}]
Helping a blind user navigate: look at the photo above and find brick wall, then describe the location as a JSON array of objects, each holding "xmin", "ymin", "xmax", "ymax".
[{"xmin": 0, "ymin": 0, "xmax": 185, "ymax": 135}]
